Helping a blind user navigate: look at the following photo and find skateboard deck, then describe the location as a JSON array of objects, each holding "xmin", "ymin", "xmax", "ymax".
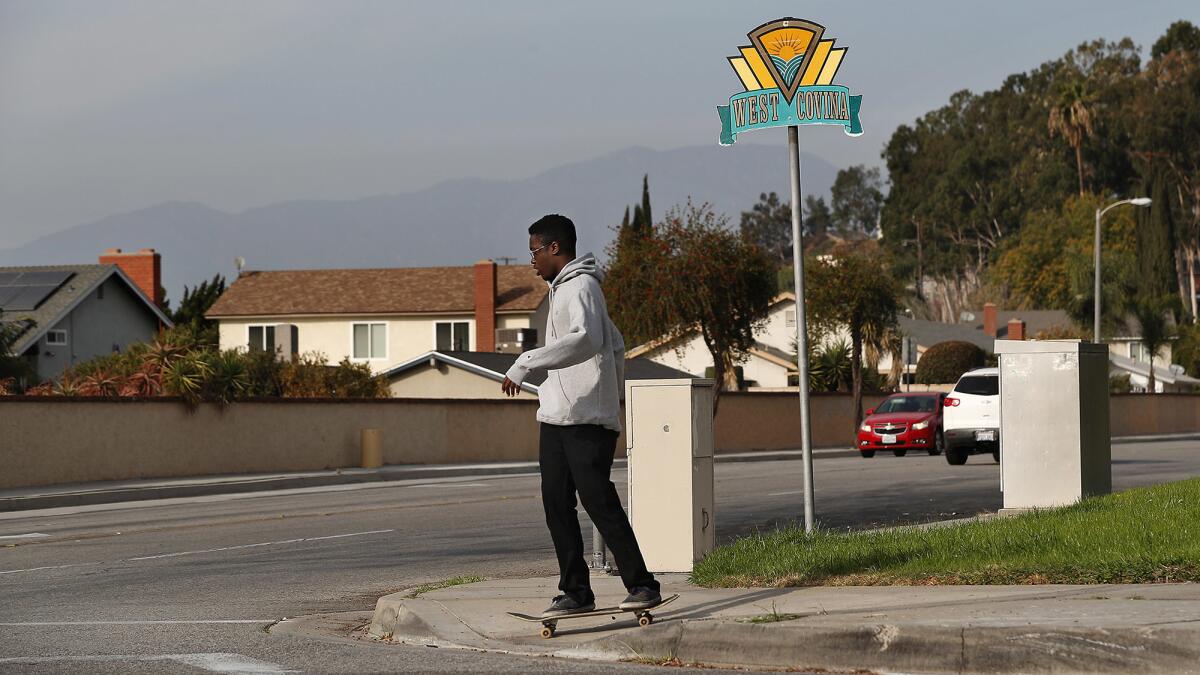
[{"xmin": 507, "ymin": 594, "xmax": 679, "ymax": 638}]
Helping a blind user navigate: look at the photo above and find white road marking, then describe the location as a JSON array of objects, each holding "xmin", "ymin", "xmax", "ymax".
[
  {"xmin": 406, "ymin": 483, "xmax": 486, "ymax": 488},
  {"xmin": 0, "ymin": 532, "xmax": 49, "ymax": 540},
  {"xmin": 0, "ymin": 562, "xmax": 98, "ymax": 575},
  {"xmin": 767, "ymin": 490, "xmax": 805, "ymax": 497},
  {"xmin": 0, "ymin": 529, "xmax": 393, "ymax": 575},
  {"xmin": 0, "ymin": 473, "xmax": 533, "ymax": 521},
  {"xmin": 127, "ymin": 529, "xmax": 394, "ymax": 560},
  {"xmin": 0, "ymin": 620, "xmax": 273, "ymax": 626},
  {"xmin": 0, "ymin": 653, "xmax": 296, "ymax": 673}
]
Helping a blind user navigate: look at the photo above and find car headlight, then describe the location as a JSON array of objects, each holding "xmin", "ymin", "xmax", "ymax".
[
  {"xmin": 913, "ymin": 420, "xmax": 930, "ymax": 430},
  {"xmin": 859, "ymin": 422, "xmax": 871, "ymax": 432}
]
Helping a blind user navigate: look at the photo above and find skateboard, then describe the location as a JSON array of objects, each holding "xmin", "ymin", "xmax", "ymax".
[{"xmin": 507, "ymin": 594, "xmax": 680, "ymax": 638}]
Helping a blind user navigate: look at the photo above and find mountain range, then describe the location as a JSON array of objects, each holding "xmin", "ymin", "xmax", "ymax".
[{"xmin": 0, "ymin": 144, "xmax": 837, "ymax": 303}]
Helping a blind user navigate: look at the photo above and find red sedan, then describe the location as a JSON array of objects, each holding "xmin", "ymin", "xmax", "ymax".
[{"xmin": 856, "ymin": 392, "xmax": 946, "ymax": 457}]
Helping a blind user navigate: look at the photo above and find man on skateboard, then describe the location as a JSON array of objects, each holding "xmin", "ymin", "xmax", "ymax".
[{"xmin": 502, "ymin": 214, "xmax": 662, "ymax": 619}]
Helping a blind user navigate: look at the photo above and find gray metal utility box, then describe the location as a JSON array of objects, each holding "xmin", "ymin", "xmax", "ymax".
[{"xmin": 995, "ymin": 339, "xmax": 1111, "ymax": 511}]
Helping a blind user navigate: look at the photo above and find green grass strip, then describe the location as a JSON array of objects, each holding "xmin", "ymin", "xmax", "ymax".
[
  {"xmin": 692, "ymin": 477, "xmax": 1200, "ymax": 587},
  {"xmin": 406, "ymin": 575, "xmax": 485, "ymax": 597}
]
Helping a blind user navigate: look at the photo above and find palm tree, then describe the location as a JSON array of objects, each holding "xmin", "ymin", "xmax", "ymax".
[
  {"xmin": 1133, "ymin": 296, "xmax": 1175, "ymax": 393},
  {"xmin": 1047, "ymin": 80, "xmax": 1097, "ymax": 196},
  {"xmin": 863, "ymin": 322, "xmax": 905, "ymax": 390}
]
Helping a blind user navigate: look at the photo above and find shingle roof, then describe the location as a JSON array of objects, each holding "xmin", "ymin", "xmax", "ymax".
[
  {"xmin": 966, "ymin": 309, "xmax": 1076, "ymax": 340},
  {"xmin": 382, "ymin": 350, "xmax": 694, "ymax": 392},
  {"xmin": 205, "ymin": 265, "xmax": 547, "ymax": 318},
  {"xmin": 0, "ymin": 264, "xmax": 170, "ymax": 354}
]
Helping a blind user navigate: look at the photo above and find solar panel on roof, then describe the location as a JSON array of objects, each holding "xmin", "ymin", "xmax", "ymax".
[
  {"xmin": 2, "ymin": 285, "xmax": 59, "ymax": 311},
  {"xmin": 0, "ymin": 287, "xmax": 21, "ymax": 308},
  {"xmin": 11, "ymin": 271, "xmax": 72, "ymax": 286},
  {"xmin": 0, "ymin": 273, "xmax": 20, "ymax": 285}
]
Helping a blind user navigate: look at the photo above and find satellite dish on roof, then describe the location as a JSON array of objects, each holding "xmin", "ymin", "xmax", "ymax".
[
  {"xmin": 959, "ymin": 311, "xmax": 976, "ymax": 323},
  {"xmin": 235, "ymin": 257, "xmax": 246, "ymax": 275}
]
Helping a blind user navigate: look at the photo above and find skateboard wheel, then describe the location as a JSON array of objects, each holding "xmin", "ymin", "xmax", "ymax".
[
  {"xmin": 540, "ymin": 626, "xmax": 554, "ymax": 639},
  {"xmin": 638, "ymin": 615, "xmax": 652, "ymax": 627}
]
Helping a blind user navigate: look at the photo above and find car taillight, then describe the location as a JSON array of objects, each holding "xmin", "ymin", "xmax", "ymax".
[{"xmin": 944, "ymin": 397, "xmax": 960, "ymax": 407}]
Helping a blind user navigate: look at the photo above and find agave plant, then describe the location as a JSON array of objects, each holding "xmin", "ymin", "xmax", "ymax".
[
  {"xmin": 161, "ymin": 350, "xmax": 213, "ymax": 406},
  {"xmin": 203, "ymin": 349, "xmax": 250, "ymax": 406},
  {"xmin": 77, "ymin": 368, "xmax": 124, "ymax": 397}
]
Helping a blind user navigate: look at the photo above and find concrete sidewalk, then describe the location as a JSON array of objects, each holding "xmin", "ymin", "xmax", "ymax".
[
  {"xmin": 365, "ymin": 574, "xmax": 1200, "ymax": 673},
  {"xmin": 3, "ymin": 433, "xmax": 1194, "ymax": 513}
]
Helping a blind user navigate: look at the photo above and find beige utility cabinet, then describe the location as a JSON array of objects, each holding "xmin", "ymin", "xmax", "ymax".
[
  {"xmin": 625, "ymin": 378, "xmax": 716, "ymax": 573},
  {"xmin": 995, "ymin": 340, "xmax": 1111, "ymax": 511}
]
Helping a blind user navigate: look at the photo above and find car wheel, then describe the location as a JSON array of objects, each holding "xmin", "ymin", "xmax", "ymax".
[
  {"xmin": 992, "ymin": 448, "xmax": 1000, "ymax": 463},
  {"xmin": 929, "ymin": 430, "xmax": 944, "ymax": 456},
  {"xmin": 946, "ymin": 448, "xmax": 968, "ymax": 465},
  {"xmin": 861, "ymin": 450, "xmax": 876, "ymax": 458},
  {"xmin": 892, "ymin": 448, "xmax": 907, "ymax": 457}
]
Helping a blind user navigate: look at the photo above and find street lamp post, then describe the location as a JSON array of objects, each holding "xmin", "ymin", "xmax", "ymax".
[{"xmin": 1094, "ymin": 197, "xmax": 1152, "ymax": 344}]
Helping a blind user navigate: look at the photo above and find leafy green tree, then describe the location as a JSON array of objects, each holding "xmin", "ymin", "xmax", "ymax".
[
  {"xmin": 165, "ymin": 275, "xmax": 226, "ymax": 348},
  {"xmin": 605, "ymin": 201, "xmax": 776, "ymax": 405},
  {"xmin": 831, "ymin": 165, "xmax": 884, "ymax": 236},
  {"xmin": 805, "ymin": 248, "xmax": 900, "ymax": 428},
  {"xmin": 739, "ymin": 192, "xmax": 791, "ymax": 265},
  {"xmin": 1151, "ymin": 20, "xmax": 1200, "ymax": 60},
  {"xmin": 804, "ymin": 195, "xmax": 832, "ymax": 240},
  {"xmin": 628, "ymin": 174, "xmax": 653, "ymax": 234}
]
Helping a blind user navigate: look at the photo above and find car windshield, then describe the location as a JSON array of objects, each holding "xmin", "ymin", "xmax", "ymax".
[
  {"xmin": 875, "ymin": 396, "xmax": 937, "ymax": 414},
  {"xmin": 955, "ymin": 375, "xmax": 998, "ymax": 396}
]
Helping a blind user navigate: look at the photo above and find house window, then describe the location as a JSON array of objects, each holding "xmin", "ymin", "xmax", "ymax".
[
  {"xmin": 1130, "ymin": 342, "xmax": 1152, "ymax": 364},
  {"xmin": 785, "ymin": 310, "xmax": 796, "ymax": 328},
  {"xmin": 248, "ymin": 325, "xmax": 276, "ymax": 352},
  {"xmin": 353, "ymin": 323, "xmax": 387, "ymax": 359},
  {"xmin": 435, "ymin": 321, "xmax": 470, "ymax": 351},
  {"xmin": 46, "ymin": 330, "xmax": 68, "ymax": 346}
]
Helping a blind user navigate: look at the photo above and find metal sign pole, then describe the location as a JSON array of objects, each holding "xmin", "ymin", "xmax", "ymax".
[{"xmin": 787, "ymin": 125, "xmax": 816, "ymax": 533}]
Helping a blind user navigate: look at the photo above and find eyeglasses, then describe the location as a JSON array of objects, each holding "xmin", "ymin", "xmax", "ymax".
[{"xmin": 530, "ymin": 241, "xmax": 555, "ymax": 261}]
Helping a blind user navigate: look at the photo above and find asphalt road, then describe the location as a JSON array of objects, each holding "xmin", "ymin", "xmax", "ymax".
[{"xmin": 1, "ymin": 439, "xmax": 1196, "ymax": 673}]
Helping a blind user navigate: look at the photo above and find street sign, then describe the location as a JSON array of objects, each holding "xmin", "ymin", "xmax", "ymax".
[
  {"xmin": 718, "ymin": 19, "xmax": 863, "ymax": 145},
  {"xmin": 717, "ymin": 18, "xmax": 863, "ymax": 532}
]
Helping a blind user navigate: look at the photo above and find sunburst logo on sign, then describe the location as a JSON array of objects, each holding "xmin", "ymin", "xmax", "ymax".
[{"xmin": 719, "ymin": 18, "xmax": 863, "ymax": 145}]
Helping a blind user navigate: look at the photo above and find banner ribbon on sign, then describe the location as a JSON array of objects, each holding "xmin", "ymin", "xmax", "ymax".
[{"xmin": 718, "ymin": 86, "xmax": 862, "ymax": 145}]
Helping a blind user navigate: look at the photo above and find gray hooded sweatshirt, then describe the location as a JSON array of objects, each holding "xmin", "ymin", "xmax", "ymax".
[{"xmin": 503, "ymin": 253, "xmax": 626, "ymax": 432}]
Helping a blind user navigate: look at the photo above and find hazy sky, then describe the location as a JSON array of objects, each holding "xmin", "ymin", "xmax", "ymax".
[{"xmin": 1, "ymin": 0, "xmax": 1195, "ymax": 250}]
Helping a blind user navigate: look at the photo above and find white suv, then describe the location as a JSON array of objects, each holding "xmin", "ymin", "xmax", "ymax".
[{"xmin": 942, "ymin": 367, "xmax": 1000, "ymax": 465}]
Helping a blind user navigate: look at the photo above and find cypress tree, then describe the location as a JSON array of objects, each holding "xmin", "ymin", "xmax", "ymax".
[{"xmin": 1137, "ymin": 170, "xmax": 1179, "ymax": 302}]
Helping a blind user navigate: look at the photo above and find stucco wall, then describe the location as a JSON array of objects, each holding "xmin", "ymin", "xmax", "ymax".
[
  {"xmin": 217, "ymin": 309, "xmax": 548, "ymax": 374},
  {"xmin": 1, "ymin": 394, "xmax": 1196, "ymax": 489}
]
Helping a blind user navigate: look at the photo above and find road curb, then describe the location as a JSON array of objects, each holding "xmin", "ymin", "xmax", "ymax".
[
  {"xmin": 367, "ymin": 595, "xmax": 1200, "ymax": 673},
  {"xmin": 595, "ymin": 619, "xmax": 1200, "ymax": 673}
]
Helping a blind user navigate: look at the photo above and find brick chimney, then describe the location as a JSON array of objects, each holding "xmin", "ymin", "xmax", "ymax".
[
  {"xmin": 1007, "ymin": 318, "xmax": 1026, "ymax": 341},
  {"xmin": 983, "ymin": 302, "xmax": 998, "ymax": 337},
  {"xmin": 100, "ymin": 248, "xmax": 162, "ymax": 306},
  {"xmin": 473, "ymin": 260, "xmax": 497, "ymax": 352}
]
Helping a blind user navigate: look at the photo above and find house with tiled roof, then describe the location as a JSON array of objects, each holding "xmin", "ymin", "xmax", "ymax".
[
  {"xmin": 205, "ymin": 261, "xmax": 549, "ymax": 373},
  {"xmin": 1, "ymin": 249, "xmax": 172, "ymax": 384}
]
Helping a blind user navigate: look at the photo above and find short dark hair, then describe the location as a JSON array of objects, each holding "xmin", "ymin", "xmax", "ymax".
[{"xmin": 528, "ymin": 214, "xmax": 577, "ymax": 254}]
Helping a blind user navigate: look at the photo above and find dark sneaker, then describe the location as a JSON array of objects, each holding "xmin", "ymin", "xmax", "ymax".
[
  {"xmin": 541, "ymin": 594, "xmax": 595, "ymax": 618},
  {"xmin": 619, "ymin": 587, "xmax": 662, "ymax": 611}
]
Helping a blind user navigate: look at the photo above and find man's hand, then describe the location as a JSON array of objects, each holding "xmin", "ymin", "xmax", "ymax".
[{"xmin": 501, "ymin": 376, "xmax": 521, "ymax": 397}]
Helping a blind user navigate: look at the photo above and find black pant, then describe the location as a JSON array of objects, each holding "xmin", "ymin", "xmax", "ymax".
[{"xmin": 539, "ymin": 423, "xmax": 658, "ymax": 603}]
